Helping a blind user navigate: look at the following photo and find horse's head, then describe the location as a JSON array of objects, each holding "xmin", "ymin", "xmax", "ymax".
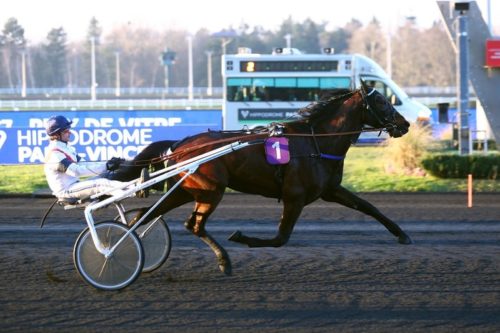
[{"xmin": 360, "ymin": 81, "xmax": 410, "ymax": 138}]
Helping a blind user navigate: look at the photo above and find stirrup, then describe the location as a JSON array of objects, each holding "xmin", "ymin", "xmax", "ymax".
[{"xmin": 136, "ymin": 168, "xmax": 150, "ymax": 198}]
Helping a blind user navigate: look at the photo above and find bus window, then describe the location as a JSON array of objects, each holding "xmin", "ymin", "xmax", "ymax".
[
  {"xmin": 252, "ymin": 78, "xmax": 274, "ymax": 101},
  {"xmin": 364, "ymin": 79, "xmax": 402, "ymax": 106},
  {"xmin": 227, "ymin": 78, "xmax": 253, "ymax": 101},
  {"xmin": 267, "ymin": 78, "xmax": 294, "ymax": 101},
  {"xmin": 233, "ymin": 87, "xmax": 249, "ymax": 101},
  {"xmin": 227, "ymin": 77, "xmax": 351, "ymax": 102},
  {"xmin": 228, "ymin": 78, "xmax": 252, "ymax": 86},
  {"xmin": 228, "ymin": 86, "xmax": 247, "ymax": 101},
  {"xmin": 275, "ymin": 78, "xmax": 296, "ymax": 87},
  {"xmin": 320, "ymin": 77, "xmax": 351, "ymax": 88},
  {"xmin": 253, "ymin": 78, "xmax": 274, "ymax": 87},
  {"xmin": 297, "ymin": 78, "xmax": 320, "ymax": 87}
]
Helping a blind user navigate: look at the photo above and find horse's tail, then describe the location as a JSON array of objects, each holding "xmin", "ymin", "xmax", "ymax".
[{"xmin": 107, "ymin": 140, "xmax": 177, "ymax": 190}]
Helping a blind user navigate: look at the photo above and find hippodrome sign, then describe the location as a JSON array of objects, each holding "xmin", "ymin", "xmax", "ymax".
[{"xmin": 0, "ymin": 109, "xmax": 221, "ymax": 164}]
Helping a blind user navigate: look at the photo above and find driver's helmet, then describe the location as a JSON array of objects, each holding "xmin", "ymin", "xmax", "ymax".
[{"xmin": 46, "ymin": 115, "xmax": 72, "ymax": 136}]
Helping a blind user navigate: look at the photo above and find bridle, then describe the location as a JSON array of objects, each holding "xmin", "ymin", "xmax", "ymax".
[{"xmin": 359, "ymin": 87, "xmax": 398, "ymax": 133}]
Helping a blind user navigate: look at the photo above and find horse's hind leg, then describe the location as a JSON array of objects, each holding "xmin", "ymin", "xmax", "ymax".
[
  {"xmin": 323, "ymin": 186, "xmax": 412, "ymax": 244},
  {"xmin": 185, "ymin": 195, "xmax": 232, "ymax": 275},
  {"xmin": 229, "ymin": 199, "xmax": 304, "ymax": 248},
  {"xmin": 127, "ymin": 186, "xmax": 194, "ymax": 226}
]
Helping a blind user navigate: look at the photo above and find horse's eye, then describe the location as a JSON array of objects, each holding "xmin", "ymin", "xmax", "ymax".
[{"xmin": 375, "ymin": 95, "xmax": 390, "ymax": 110}]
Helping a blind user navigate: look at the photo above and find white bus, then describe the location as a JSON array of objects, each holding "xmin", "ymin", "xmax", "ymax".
[{"xmin": 222, "ymin": 48, "xmax": 431, "ymax": 142}]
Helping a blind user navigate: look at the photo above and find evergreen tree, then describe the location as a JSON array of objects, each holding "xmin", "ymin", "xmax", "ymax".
[
  {"xmin": 44, "ymin": 27, "xmax": 67, "ymax": 87},
  {"xmin": 319, "ymin": 26, "xmax": 352, "ymax": 54},
  {"xmin": 87, "ymin": 17, "xmax": 102, "ymax": 45},
  {"xmin": 294, "ymin": 18, "xmax": 323, "ymax": 53},
  {"xmin": 270, "ymin": 17, "xmax": 323, "ymax": 53},
  {"xmin": 1, "ymin": 18, "xmax": 26, "ymax": 88}
]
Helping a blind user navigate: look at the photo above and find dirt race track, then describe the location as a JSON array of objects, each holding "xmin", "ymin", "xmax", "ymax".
[{"xmin": 0, "ymin": 192, "xmax": 499, "ymax": 332}]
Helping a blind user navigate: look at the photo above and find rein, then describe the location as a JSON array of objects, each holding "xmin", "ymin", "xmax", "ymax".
[
  {"xmin": 125, "ymin": 126, "xmax": 387, "ymax": 168},
  {"xmin": 126, "ymin": 132, "xmax": 268, "ymax": 167},
  {"xmin": 128, "ymin": 88, "xmax": 394, "ymax": 167},
  {"xmin": 282, "ymin": 127, "xmax": 384, "ymax": 137}
]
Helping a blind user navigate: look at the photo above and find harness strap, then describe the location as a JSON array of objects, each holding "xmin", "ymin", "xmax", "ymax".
[
  {"xmin": 309, "ymin": 126, "xmax": 345, "ymax": 161},
  {"xmin": 319, "ymin": 153, "xmax": 345, "ymax": 160},
  {"xmin": 310, "ymin": 126, "xmax": 322, "ymax": 156}
]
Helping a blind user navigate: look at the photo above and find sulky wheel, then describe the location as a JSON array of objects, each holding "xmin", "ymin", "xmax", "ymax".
[
  {"xmin": 115, "ymin": 208, "xmax": 172, "ymax": 273},
  {"xmin": 73, "ymin": 221, "xmax": 144, "ymax": 291}
]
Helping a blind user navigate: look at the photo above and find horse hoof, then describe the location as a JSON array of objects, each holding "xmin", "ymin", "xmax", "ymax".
[
  {"xmin": 218, "ymin": 258, "xmax": 232, "ymax": 276},
  {"xmin": 219, "ymin": 264, "xmax": 232, "ymax": 276},
  {"xmin": 228, "ymin": 230, "xmax": 242, "ymax": 243},
  {"xmin": 398, "ymin": 234, "xmax": 412, "ymax": 245}
]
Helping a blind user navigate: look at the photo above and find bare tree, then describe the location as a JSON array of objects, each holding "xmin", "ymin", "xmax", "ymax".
[
  {"xmin": 0, "ymin": 16, "xmax": 458, "ymax": 90},
  {"xmin": 391, "ymin": 20, "xmax": 426, "ymax": 86},
  {"xmin": 348, "ymin": 18, "xmax": 386, "ymax": 67},
  {"xmin": 106, "ymin": 25, "xmax": 165, "ymax": 88},
  {"xmin": 420, "ymin": 21, "xmax": 456, "ymax": 87}
]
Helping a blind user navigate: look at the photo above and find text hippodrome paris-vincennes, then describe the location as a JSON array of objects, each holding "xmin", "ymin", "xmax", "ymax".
[{"xmin": 15, "ymin": 116, "xmax": 182, "ymax": 163}]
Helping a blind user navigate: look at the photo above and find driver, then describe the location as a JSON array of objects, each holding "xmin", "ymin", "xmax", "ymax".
[{"xmin": 43, "ymin": 115, "xmax": 149, "ymax": 201}]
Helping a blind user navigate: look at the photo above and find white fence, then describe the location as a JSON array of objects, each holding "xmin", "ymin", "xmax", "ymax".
[
  {"xmin": 0, "ymin": 98, "xmax": 222, "ymax": 110},
  {"xmin": 0, "ymin": 86, "xmax": 477, "ymax": 110},
  {"xmin": 0, "ymin": 87, "xmax": 223, "ymax": 98}
]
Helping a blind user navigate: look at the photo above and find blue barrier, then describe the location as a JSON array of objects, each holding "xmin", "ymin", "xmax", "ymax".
[
  {"xmin": 0, "ymin": 109, "xmax": 221, "ymax": 164},
  {"xmin": 0, "ymin": 107, "xmax": 481, "ymax": 164},
  {"xmin": 429, "ymin": 107, "xmax": 478, "ymax": 141}
]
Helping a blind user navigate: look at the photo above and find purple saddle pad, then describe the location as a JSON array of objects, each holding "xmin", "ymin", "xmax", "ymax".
[{"xmin": 264, "ymin": 137, "xmax": 290, "ymax": 165}]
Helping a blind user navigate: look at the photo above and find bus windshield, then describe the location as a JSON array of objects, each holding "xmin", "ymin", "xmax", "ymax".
[{"xmin": 227, "ymin": 77, "xmax": 351, "ymax": 102}]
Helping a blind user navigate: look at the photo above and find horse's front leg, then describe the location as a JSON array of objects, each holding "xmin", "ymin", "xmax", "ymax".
[
  {"xmin": 185, "ymin": 199, "xmax": 232, "ymax": 275},
  {"xmin": 323, "ymin": 186, "xmax": 412, "ymax": 244},
  {"xmin": 229, "ymin": 200, "xmax": 304, "ymax": 248}
]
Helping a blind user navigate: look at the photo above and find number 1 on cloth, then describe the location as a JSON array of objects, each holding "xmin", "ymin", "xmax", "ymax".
[{"xmin": 264, "ymin": 137, "xmax": 290, "ymax": 165}]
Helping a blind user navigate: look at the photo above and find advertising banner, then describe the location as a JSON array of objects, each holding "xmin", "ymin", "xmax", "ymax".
[
  {"xmin": 486, "ymin": 39, "xmax": 500, "ymax": 67},
  {"xmin": 0, "ymin": 109, "xmax": 221, "ymax": 164}
]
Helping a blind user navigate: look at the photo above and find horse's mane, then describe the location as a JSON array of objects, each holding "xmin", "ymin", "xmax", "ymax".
[
  {"xmin": 167, "ymin": 89, "xmax": 358, "ymax": 150},
  {"xmin": 296, "ymin": 88, "xmax": 355, "ymax": 121}
]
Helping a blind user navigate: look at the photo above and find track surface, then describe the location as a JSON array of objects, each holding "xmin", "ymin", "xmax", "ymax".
[{"xmin": 1, "ymin": 193, "xmax": 499, "ymax": 332}]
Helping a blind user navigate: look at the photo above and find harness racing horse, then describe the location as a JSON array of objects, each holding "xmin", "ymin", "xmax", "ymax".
[{"xmin": 117, "ymin": 84, "xmax": 411, "ymax": 275}]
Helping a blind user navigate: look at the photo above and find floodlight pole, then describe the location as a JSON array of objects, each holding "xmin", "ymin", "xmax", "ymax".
[
  {"xmin": 457, "ymin": 11, "xmax": 471, "ymax": 155},
  {"xmin": 205, "ymin": 51, "xmax": 213, "ymax": 96},
  {"xmin": 21, "ymin": 50, "xmax": 26, "ymax": 98},
  {"xmin": 115, "ymin": 51, "xmax": 120, "ymax": 97},
  {"xmin": 90, "ymin": 36, "xmax": 97, "ymax": 101},
  {"xmin": 221, "ymin": 38, "xmax": 231, "ymax": 55},
  {"xmin": 187, "ymin": 35, "xmax": 193, "ymax": 101},
  {"xmin": 284, "ymin": 34, "xmax": 292, "ymax": 48},
  {"xmin": 164, "ymin": 65, "xmax": 169, "ymax": 91}
]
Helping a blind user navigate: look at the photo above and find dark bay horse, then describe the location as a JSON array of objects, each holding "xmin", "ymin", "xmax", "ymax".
[
  {"xmin": 108, "ymin": 139, "xmax": 177, "ymax": 191},
  {"xmin": 115, "ymin": 85, "xmax": 411, "ymax": 274}
]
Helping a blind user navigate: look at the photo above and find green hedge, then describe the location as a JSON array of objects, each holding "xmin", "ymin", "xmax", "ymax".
[{"xmin": 421, "ymin": 153, "xmax": 499, "ymax": 179}]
